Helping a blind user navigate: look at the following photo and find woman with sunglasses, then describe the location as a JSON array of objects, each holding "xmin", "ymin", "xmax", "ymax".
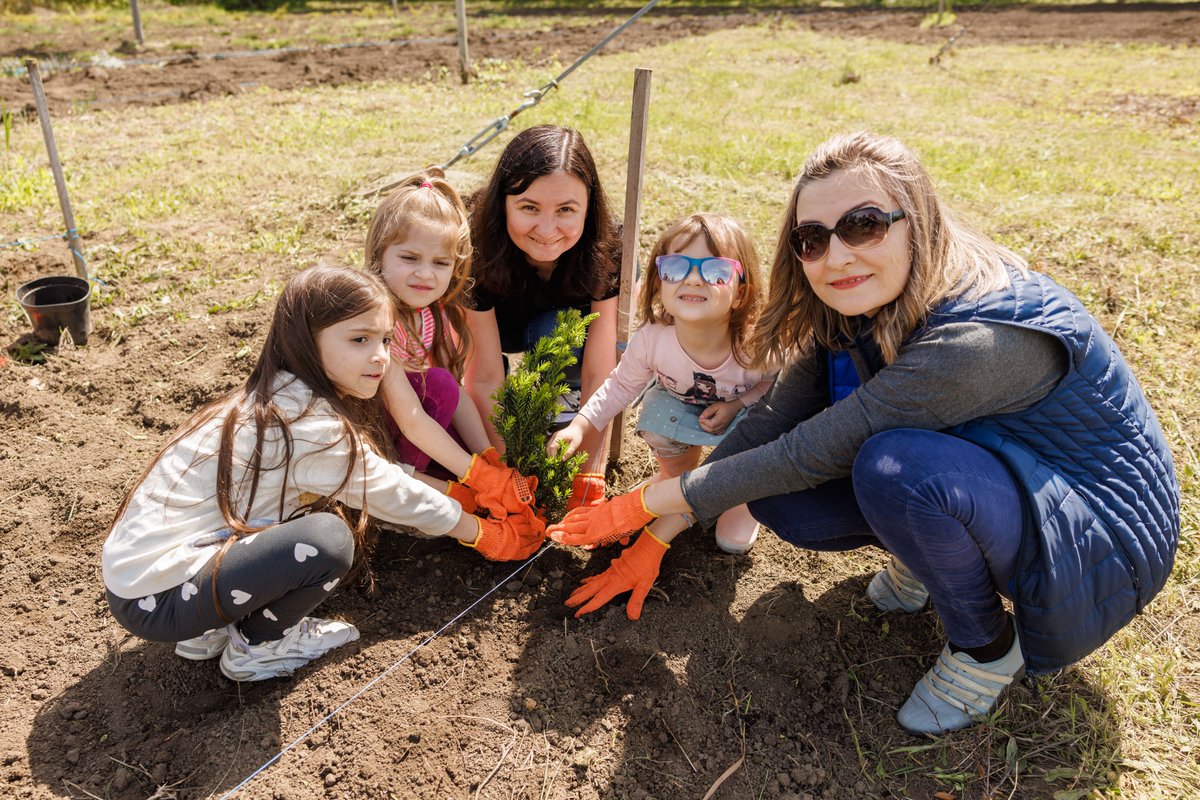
[
  {"xmin": 548, "ymin": 213, "xmax": 773, "ymax": 569},
  {"xmin": 549, "ymin": 131, "xmax": 1180, "ymax": 736},
  {"xmin": 465, "ymin": 125, "xmax": 621, "ymax": 510}
]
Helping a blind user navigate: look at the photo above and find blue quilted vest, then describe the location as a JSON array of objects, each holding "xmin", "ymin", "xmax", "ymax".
[{"xmin": 920, "ymin": 267, "xmax": 1180, "ymax": 673}]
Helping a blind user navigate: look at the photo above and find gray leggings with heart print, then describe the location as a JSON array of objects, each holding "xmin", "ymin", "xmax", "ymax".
[{"xmin": 106, "ymin": 513, "xmax": 354, "ymax": 645}]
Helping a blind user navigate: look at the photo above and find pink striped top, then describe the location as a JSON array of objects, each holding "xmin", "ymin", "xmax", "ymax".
[{"xmin": 390, "ymin": 304, "xmax": 450, "ymax": 370}]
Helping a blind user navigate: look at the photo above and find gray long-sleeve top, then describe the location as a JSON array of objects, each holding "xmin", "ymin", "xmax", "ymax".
[{"xmin": 679, "ymin": 320, "xmax": 1068, "ymax": 522}]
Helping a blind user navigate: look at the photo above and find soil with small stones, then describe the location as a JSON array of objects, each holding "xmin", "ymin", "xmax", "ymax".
[
  {"xmin": 1, "ymin": 6, "xmax": 1192, "ymax": 800},
  {"xmin": 3, "ymin": 4, "xmax": 1200, "ymax": 113}
]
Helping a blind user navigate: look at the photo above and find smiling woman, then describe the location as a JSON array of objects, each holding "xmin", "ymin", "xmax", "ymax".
[
  {"xmin": 548, "ymin": 131, "xmax": 1182, "ymax": 737},
  {"xmin": 465, "ymin": 125, "xmax": 622, "ymax": 509}
]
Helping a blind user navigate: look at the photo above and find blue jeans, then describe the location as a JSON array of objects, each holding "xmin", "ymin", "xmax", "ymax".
[{"xmin": 747, "ymin": 429, "xmax": 1024, "ymax": 649}]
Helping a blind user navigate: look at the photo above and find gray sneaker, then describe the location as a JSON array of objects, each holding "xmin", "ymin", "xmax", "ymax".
[
  {"xmin": 867, "ymin": 557, "xmax": 930, "ymax": 613},
  {"xmin": 175, "ymin": 628, "xmax": 231, "ymax": 661},
  {"xmin": 219, "ymin": 617, "xmax": 360, "ymax": 682},
  {"xmin": 897, "ymin": 634, "xmax": 1025, "ymax": 735}
]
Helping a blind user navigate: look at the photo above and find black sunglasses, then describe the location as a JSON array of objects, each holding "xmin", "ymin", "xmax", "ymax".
[{"xmin": 789, "ymin": 207, "xmax": 906, "ymax": 263}]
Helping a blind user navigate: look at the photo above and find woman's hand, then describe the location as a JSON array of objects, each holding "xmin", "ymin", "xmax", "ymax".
[
  {"xmin": 699, "ymin": 399, "xmax": 743, "ymax": 435},
  {"xmin": 564, "ymin": 529, "xmax": 669, "ymax": 620},
  {"xmin": 548, "ymin": 486, "xmax": 657, "ymax": 548}
]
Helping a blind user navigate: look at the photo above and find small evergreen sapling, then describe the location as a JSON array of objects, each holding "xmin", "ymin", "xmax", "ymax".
[{"xmin": 491, "ymin": 309, "xmax": 597, "ymax": 522}]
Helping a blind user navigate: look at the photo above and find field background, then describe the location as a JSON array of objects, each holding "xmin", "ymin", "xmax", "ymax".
[{"xmin": 1, "ymin": 2, "xmax": 1197, "ymax": 799}]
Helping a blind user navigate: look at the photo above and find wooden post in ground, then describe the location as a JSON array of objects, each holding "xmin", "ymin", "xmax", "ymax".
[
  {"xmin": 24, "ymin": 59, "xmax": 86, "ymax": 281},
  {"xmin": 937, "ymin": 0, "xmax": 946, "ymax": 23},
  {"xmin": 130, "ymin": 0, "xmax": 144, "ymax": 47},
  {"xmin": 609, "ymin": 67, "xmax": 652, "ymax": 467},
  {"xmin": 455, "ymin": 0, "xmax": 471, "ymax": 84}
]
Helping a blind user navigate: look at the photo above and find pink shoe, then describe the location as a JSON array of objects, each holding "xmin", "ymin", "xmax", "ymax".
[{"xmin": 715, "ymin": 504, "xmax": 758, "ymax": 555}]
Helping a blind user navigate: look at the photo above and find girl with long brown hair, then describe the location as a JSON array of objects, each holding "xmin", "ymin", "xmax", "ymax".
[{"xmin": 103, "ymin": 265, "xmax": 544, "ymax": 682}]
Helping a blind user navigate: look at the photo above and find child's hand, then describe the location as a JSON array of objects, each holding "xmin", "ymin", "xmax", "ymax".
[
  {"xmin": 547, "ymin": 419, "xmax": 585, "ymax": 457},
  {"xmin": 460, "ymin": 452, "xmax": 536, "ymax": 517},
  {"xmin": 699, "ymin": 400, "xmax": 742, "ymax": 435},
  {"xmin": 463, "ymin": 508, "xmax": 546, "ymax": 561}
]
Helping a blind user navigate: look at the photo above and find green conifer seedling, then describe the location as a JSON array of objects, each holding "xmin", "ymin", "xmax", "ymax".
[{"xmin": 491, "ymin": 309, "xmax": 597, "ymax": 522}]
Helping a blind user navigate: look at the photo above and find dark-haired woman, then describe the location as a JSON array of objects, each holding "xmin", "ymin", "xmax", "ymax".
[{"xmin": 465, "ymin": 124, "xmax": 621, "ymax": 509}]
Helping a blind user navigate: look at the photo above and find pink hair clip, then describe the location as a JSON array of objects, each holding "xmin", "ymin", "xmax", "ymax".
[{"xmin": 420, "ymin": 181, "xmax": 433, "ymax": 189}]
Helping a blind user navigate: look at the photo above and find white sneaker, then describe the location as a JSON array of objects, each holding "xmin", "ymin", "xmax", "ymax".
[
  {"xmin": 175, "ymin": 628, "xmax": 230, "ymax": 661},
  {"xmin": 219, "ymin": 617, "xmax": 360, "ymax": 682},
  {"xmin": 867, "ymin": 556, "xmax": 929, "ymax": 613},
  {"xmin": 897, "ymin": 634, "xmax": 1025, "ymax": 735}
]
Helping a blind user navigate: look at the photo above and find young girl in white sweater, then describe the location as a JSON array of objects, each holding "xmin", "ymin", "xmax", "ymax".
[{"xmin": 103, "ymin": 265, "xmax": 544, "ymax": 682}]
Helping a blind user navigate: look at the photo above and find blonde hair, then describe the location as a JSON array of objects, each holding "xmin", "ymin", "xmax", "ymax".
[
  {"xmin": 637, "ymin": 213, "xmax": 764, "ymax": 369},
  {"xmin": 364, "ymin": 169, "xmax": 473, "ymax": 379},
  {"xmin": 748, "ymin": 131, "xmax": 1027, "ymax": 368}
]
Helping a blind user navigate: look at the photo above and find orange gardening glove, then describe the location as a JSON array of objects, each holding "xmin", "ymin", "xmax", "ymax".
[
  {"xmin": 445, "ymin": 481, "xmax": 478, "ymax": 515},
  {"xmin": 567, "ymin": 472, "xmax": 606, "ymax": 512},
  {"xmin": 459, "ymin": 451, "xmax": 535, "ymax": 518},
  {"xmin": 548, "ymin": 486, "xmax": 657, "ymax": 549},
  {"xmin": 480, "ymin": 447, "xmax": 505, "ymax": 468},
  {"xmin": 460, "ymin": 506, "xmax": 546, "ymax": 561},
  {"xmin": 565, "ymin": 529, "xmax": 669, "ymax": 620}
]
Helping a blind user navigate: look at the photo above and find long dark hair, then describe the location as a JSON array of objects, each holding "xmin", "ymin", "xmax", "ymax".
[
  {"xmin": 365, "ymin": 168, "xmax": 473, "ymax": 379},
  {"xmin": 469, "ymin": 124, "xmax": 618, "ymax": 302},
  {"xmin": 109, "ymin": 265, "xmax": 396, "ymax": 609}
]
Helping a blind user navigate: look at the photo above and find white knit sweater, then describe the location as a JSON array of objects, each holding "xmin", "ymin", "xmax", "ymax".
[{"xmin": 103, "ymin": 372, "xmax": 460, "ymax": 599}]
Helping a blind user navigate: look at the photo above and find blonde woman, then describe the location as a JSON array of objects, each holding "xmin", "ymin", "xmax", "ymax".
[{"xmin": 548, "ymin": 131, "xmax": 1180, "ymax": 735}]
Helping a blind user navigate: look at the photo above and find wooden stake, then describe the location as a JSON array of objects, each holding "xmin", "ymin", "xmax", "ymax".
[
  {"xmin": 455, "ymin": 0, "xmax": 471, "ymax": 84},
  {"xmin": 24, "ymin": 59, "xmax": 87, "ymax": 280},
  {"xmin": 130, "ymin": 0, "xmax": 144, "ymax": 47},
  {"xmin": 609, "ymin": 68, "xmax": 652, "ymax": 466}
]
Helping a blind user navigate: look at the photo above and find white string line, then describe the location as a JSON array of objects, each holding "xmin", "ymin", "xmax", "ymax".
[{"xmin": 216, "ymin": 544, "xmax": 552, "ymax": 799}]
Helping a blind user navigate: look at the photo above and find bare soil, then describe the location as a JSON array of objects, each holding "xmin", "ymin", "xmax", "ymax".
[
  {"xmin": 1, "ymin": 6, "xmax": 1195, "ymax": 800},
  {"xmin": 3, "ymin": 4, "xmax": 1200, "ymax": 113}
]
